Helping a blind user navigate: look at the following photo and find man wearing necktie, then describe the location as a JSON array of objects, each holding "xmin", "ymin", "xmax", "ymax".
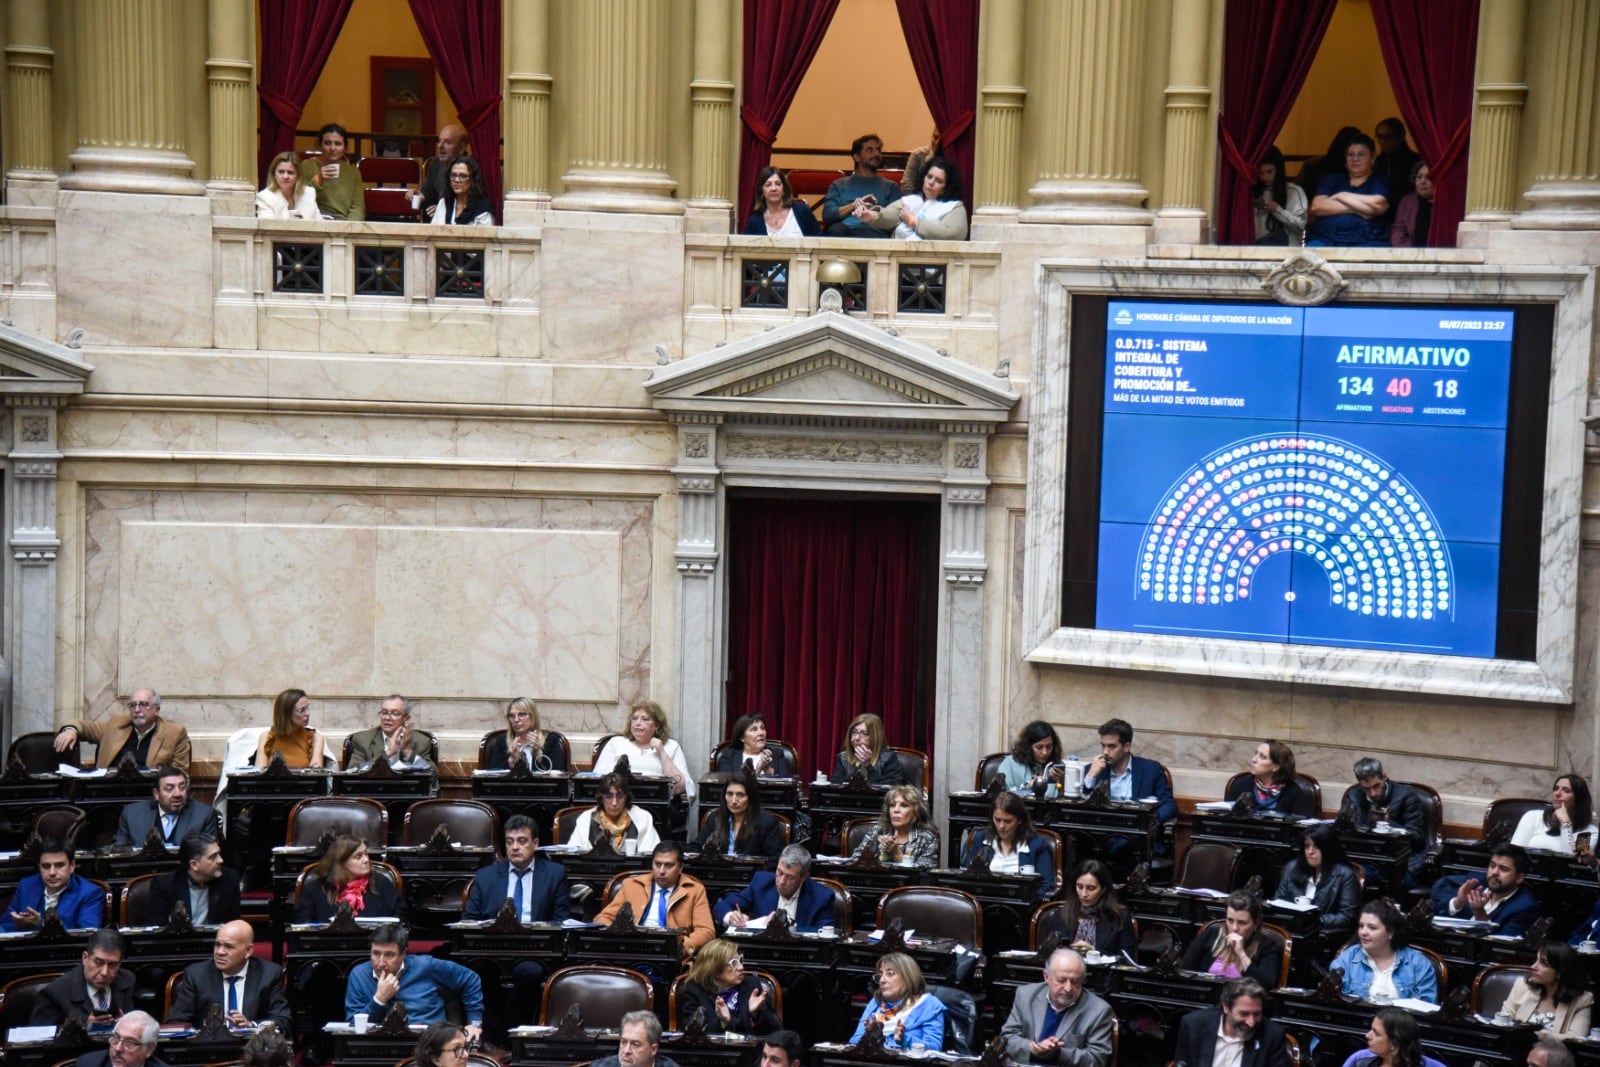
[
  {"xmin": 595, "ymin": 841, "xmax": 715, "ymax": 960},
  {"xmin": 113, "ymin": 766, "xmax": 219, "ymax": 848},
  {"xmin": 999, "ymin": 948, "xmax": 1114, "ymax": 1065},
  {"xmin": 167, "ymin": 920, "xmax": 291, "ymax": 1030},
  {"xmin": 32, "ymin": 929, "xmax": 135, "ymax": 1025}
]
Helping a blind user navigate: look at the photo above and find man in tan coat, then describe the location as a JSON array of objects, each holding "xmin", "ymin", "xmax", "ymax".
[
  {"xmin": 55, "ymin": 689, "xmax": 191, "ymax": 771},
  {"xmin": 595, "ymin": 841, "xmax": 714, "ymax": 958}
]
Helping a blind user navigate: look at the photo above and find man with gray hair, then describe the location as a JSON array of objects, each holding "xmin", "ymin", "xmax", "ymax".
[
  {"xmin": 593, "ymin": 1010, "xmax": 678, "ymax": 1067},
  {"xmin": 1526, "ymin": 1036, "xmax": 1576, "ymax": 1067},
  {"xmin": 1000, "ymin": 947, "xmax": 1114, "ymax": 1065},
  {"xmin": 345, "ymin": 694, "xmax": 435, "ymax": 769},
  {"xmin": 73, "ymin": 1011, "xmax": 168, "ymax": 1067},
  {"xmin": 1340, "ymin": 756, "xmax": 1430, "ymax": 887},
  {"xmin": 55, "ymin": 688, "xmax": 191, "ymax": 771},
  {"xmin": 713, "ymin": 844, "xmax": 836, "ymax": 931}
]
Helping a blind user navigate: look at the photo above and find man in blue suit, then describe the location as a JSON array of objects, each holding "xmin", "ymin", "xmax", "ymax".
[
  {"xmin": 1430, "ymin": 843, "xmax": 1541, "ymax": 938},
  {"xmin": 1, "ymin": 838, "xmax": 103, "ymax": 931},
  {"xmin": 1082, "ymin": 718, "xmax": 1177, "ymax": 821},
  {"xmin": 714, "ymin": 844, "xmax": 837, "ymax": 931},
  {"xmin": 463, "ymin": 815, "xmax": 568, "ymax": 1039}
]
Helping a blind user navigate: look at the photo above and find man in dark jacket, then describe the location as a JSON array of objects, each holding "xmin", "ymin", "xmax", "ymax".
[
  {"xmin": 33, "ymin": 929, "xmax": 134, "ymax": 1025},
  {"xmin": 1173, "ymin": 978, "xmax": 1292, "ymax": 1067},
  {"xmin": 146, "ymin": 834, "xmax": 240, "ymax": 926}
]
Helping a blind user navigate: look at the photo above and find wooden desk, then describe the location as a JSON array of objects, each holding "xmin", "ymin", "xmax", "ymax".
[
  {"xmin": 809, "ymin": 858, "xmax": 922, "ymax": 930},
  {"xmin": 511, "ymin": 1027, "xmax": 756, "ymax": 1067},
  {"xmin": 920, "ymin": 868, "xmax": 1042, "ymax": 956},
  {"xmin": 470, "ymin": 771, "xmax": 573, "ymax": 836}
]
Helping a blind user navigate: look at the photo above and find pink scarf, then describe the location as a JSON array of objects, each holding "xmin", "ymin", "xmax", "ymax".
[{"xmin": 338, "ymin": 876, "xmax": 370, "ymax": 914}]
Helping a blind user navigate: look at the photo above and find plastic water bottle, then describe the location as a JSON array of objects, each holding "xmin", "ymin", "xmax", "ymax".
[{"xmin": 1063, "ymin": 753, "xmax": 1084, "ymax": 796}]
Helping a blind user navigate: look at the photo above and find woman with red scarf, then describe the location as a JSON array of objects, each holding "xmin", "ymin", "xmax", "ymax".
[{"xmin": 293, "ymin": 835, "xmax": 404, "ymax": 924}]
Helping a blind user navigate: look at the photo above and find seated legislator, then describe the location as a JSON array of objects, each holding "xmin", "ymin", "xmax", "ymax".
[
  {"xmin": 996, "ymin": 720, "xmax": 1067, "ymax": 794},
  {"xmin": 595, "ymin": 1011, "xmax": 679, "ymax": 1067},
  {"xmin": 1039, "ymin": 860, "xmax": 1136, "ymax": 958},
  {"xmin": 346, "ymin": 694, "xmax": 436, "ymax": 770},
  {"xmin": 114, "ymin": 764, "xmax": 219, "ymax": 847},
  {"xmin": 1307, "ymin": 134, "xmax": 1391, "ymax": 247},
  {"xmin": 1429, "ymin": 843, "xmax": 1541, "ymax": 937},
  {"xmin": 33, "ymin": 928, "xmax": 134, "ymax": 1025},
  {"xmin": 743, "ymin": 168, "xmax": 821, "ymax": 237},
  {"xmin": 462, "ymin": 815, "xmax": 567, "ymax": 1036},
  {"xmin": 294, "ymin": 835, "xmax": 404, "ymax": 923},
  {"xmin": 595, "ymin": 841, "xmax": 715, "ymax": 959},
  {"xmin": 1180, "ymin": 891, "xmax": 1286, "ymax": 990},
  {"xmin": 677, "ymin": 938, "xmax": 782, "ymax": 1036},
  {"xmin": 1340, "ymin": 1007, "xmax": 1448, "ymax": 1067},
  {"xmin": 1569, "ymin": 860, "xmax": 1600, "ymax": 945},
  {"xmin": 73, "ymin": 1011, "xmax": 167, "ymax": 1067},
  {"xmin": 848, "ymin": 952, "xmax": 946, "ymax": 1050},
  {"xmin": 593, "ymin": 701, "xmax": 696, "ymax": 799},
  {"xmin": 1512, "ymin": 774, "xmax": 1597, "ymax": 854},
  {"xmin": 714, "ymin": 844, "xmax": 836, "ymax": 932},
  {"xmin": 1083, "ymin": 717, "xmax": 1178, "ymax": 822},
  {"xmin": 148, "ymin": 833, "xmax": 241, "ymax": 926},
  {"xmin": 862, "ymin": 156, "xmax": 969, "ymax": 241},
  {"xmin": 961, "ymin": 791, "xmax": 1059, "ymax": 900},
  {"xmin": 1000, "ymin": 947, "xmax": 1115, "ymax": 1066},
  {"xmin": 569, "ymin": 772, "xmax": 660, "ymax": 853},
  {"xmin": 1172, "ymin": 977, "xmax": 1292, "ymax": 1067},
  {"xmin": 1330, "ymin": 899, "xmax": 1439, "ymax": 1004},
  {"xmin": 433, "ymin": 156, "xmax": 495, "ymax": 226},
  {"xmin": 1500, "ymin": 941, "xmax": 1593, "ymax": 1037},
  {"xmin": 1224, "ymin": 740, "xmax": 1318, "ymax": 818},
  {"xmin": 414, "ymin": 1024, "xmax": 472, "ymax": 1067},
  {"xmin": 820, "ymin": 134, "xmax": 901, "ymax": 238},
  {"xmin": 345, "ymin": 923, "xmax": 483, "ymax": 1039},
  {"xmin": 694, "ymin": 769, "xmax": 786, "ymax": 860},
  {"xmin": 239, "ymin": 1028, "xmax": 293, "ymax": 1067},
  {"xmin": 829, "ymin": 712, "xmax": 905, "ymax": 786},
  {"xmin": 1, "ymin": 838, "xmax": 103, "ymax": 932},
  {"xmin": 851, "ymin": 785, "xmax": 939, "ymax": 867},
  {"xmin": 299, "ymin": 124, "xmax": 363, "ymax": 221},
  {"xmin": 254, "ymin": 687, "xmax": 326, "ymax": 768},
  {"xmin": 168, "ymin": 920, "xmax": 291, "ymax": 1030},
  {"xmin": 714, "ymin": 712, "xmax": 795, "ymax": 777},
  {"xmin": 1343, "ymin": 757, "xmax": 1431, "ymax": 885},
  {"xmin": 55, "ymin": 687, "xmax": 191, "ymax": 771},
  {"xmin": 255, "ymin": 151, "xmax": 319, "ymax": 220},
  {"xmin": 482, "ymin": 696, "xmax": 568, "ymax": 772},
  {"xmin": 1273, "ymin": 823, "xmax": 1361, "ymax": 934}
]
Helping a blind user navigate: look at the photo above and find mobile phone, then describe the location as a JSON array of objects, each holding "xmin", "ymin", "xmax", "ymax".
[{"xmin": 1577, "ymin": 830, "xmax": 1593, "ymax": 856}]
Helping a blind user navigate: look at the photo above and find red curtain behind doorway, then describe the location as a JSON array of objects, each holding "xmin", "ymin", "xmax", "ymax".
[
  {"xmin": 737, "ymin": 0, "xmax": 841, "ymax": 223},
  {"xmin": 893, "ymin": 0, "xmax": 980, "ymax": 213},
  {"xmin": 727, "ymin": 498, "xmax": 931, "ymax": 781},
  {"xmin": 409, "ymin": 0, "xmax": 503, "ymax": 211},
  {"xmin": 256, "ymin": 0, "xmax": 354, "ymax": 185}
]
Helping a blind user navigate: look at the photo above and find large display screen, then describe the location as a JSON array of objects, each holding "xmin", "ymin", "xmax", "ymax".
[{"xmin": 1095, "ymin": 301, "xmax": 1515, "ymax": 657}]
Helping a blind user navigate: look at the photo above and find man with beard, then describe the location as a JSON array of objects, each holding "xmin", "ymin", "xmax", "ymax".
[{"xmin": 1173, "ymin": 978, "xmax": 1292, "ymax": 1067}]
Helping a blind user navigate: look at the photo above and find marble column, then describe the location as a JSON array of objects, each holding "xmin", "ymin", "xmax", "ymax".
[
  {"xmin": 973, "ymin": 0, "xmax": 1025, "ymax": 218},
  {"xmin": 552, "ymin": 0, "xmax": 682, "ymax": 214},
  {"xmin": 1513, "ymin": 0, "xmax": 1600, "ymax": 228},
  {"xmin": 7, "ymin": 400, "xmax": 63, "ymax": 735},
  {"xmin": 4, "ymin": 0, "xmax": 54, "ymax": 184},
  {"xmin": 1022, "ymin": 0, "xmax": 1153, "ymax": 224},
  {"xmin": 503, "ymin": 0, "xmax": 553, "ymax": 225},
  {"xmin": 1465, "ymin": 0, "xmax": 1529, "ymax": 221},
  {"xmin": 1154, "ymin": 0, "xmax": 1214, "ymax": 243},
  {"xmin": 687, "ymin": 0, "xmax": 736, "ymax": 227},
  {"xmin": 61, "ymin": 0, "xmax": 202, "ymax": 194},
  {"xmin": 670, "ymin": 419, "xmax": 726, "ymax": 791},
  {"xmin": 206, "ymin": 0, "xmax": 255, "ymax": 196}
]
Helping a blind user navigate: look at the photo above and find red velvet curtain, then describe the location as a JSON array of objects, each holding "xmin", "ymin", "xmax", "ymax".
[
  {"xmin": 893, "ymin": 0, "xmax": 980, "ymax": 212},
  {"xmin": 1216, "ymin": 0, "xmax": 1338, "ymax": 245},
  {"xmin": 256, "ymin": 0, "xmax": 354, "ymax": 185},
  {"xmin": 1370, "ymin": 0, "xmax": 1480, "ymax": 247},
  {"xmin": 727, "ymin": 498, "xmax": 931, "ymax": 780},
  {"xmin": 409, "ymin": 0, "xmax": 504, "ymax": 212},
  {"xmin": 737, "ymin": 0, "xmax": 841, "ymax": 223}
]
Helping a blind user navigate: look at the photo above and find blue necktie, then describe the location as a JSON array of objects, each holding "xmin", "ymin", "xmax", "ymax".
[
  {"xmin": 512, "ymin": 868, "xmax": 529, "ymax": 922},
  {"xmin": 226, "ymin": 976, "xmax": 240, "ymax": 1015},
  {"xmin": 162, "ymin": 813, "xmax": 176, "ymax": 843},
  {"xmin": 655, "ymin": 887, "xmax": 669, "ymax": 926}
]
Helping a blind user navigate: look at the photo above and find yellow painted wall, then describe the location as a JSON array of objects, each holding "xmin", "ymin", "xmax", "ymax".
[
  {"xmin": 1274, "ymin": 0, "xmax": 1403, "ymax": 163},
  {"xmin": 771, "ymin": 0, "xmax": 936, "ymax": 171},
  {"xmin": 291, "ymin": 0, "xmax": 458, "ymax": 150}
]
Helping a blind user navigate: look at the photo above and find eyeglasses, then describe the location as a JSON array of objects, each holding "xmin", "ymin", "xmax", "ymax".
[
  {"xmin": 849, "ymin": 728, "xmax": 869, "ymax": 738},
  {"xmin": 441, "ymin": 1045, "xmax": 471, "ymax": 1058},
  {"xmin": 109, "ymin": 1037, "xmax": 150, "ymax": 1050},
  {"xmin": 450, "ymin": 173, "xmax": 471, "ymax": 182},
  {"xmin": 128, "ymin": 701, "xmax": 155, "ymax": 708},
  {"xmin": 727, "ymin": 956, "xmax": 745, "ymax": 967}
]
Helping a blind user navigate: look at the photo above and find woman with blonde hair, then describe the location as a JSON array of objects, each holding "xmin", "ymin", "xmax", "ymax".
[
  {"xmin": 482, "ymin": 697, "xmax": 567, "ymax": 771},
  {"xmin": 255, "ymin": 151, "xmax": 319, "ymax": 220},
  {"xmin": 255, "ymin": 688, "xmax": 325, "ymax": 768},
  {"xmin": 848, "ymin": 952, "xmax": 945, "ymax": 1049},
  {"xmin": 593, "ymin": 701, "xmax": 695, "ymax": 798},
  {"xmin": 852, "ymin": 785, "xmax": 938, "ymax": 867},
  {"xmin": 829, "ymin": 713, "xmax": 905, "ymax": 786},
  {"xmin": 678, "ymin": 938, "xmax": 781, "ymax": 1035}
]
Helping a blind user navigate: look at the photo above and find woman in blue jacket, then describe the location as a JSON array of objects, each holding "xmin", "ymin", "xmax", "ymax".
[
  {"xmin": 1331, "ymin": 899, "xmax": 1438, "ymax": 1003},
  {"xmin": 849, "ymin": 952, "xmax": 946, "ymax": 1050}
]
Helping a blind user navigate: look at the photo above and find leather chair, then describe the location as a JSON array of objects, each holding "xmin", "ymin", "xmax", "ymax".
[
  {"xmin": 285, "ymin": 796, "xmax": 388, "ymax": 848},
  {"xmin": 589, "ymin": 734, "xmax": 622, "ymax": 768},
  {"xmin": 928, "ymin": 985, "xmax": 976, "ymax": 1054},
  {"xmin": 958, "ymin": 825, "xmax": 1064, "ymax": 886},
  {"xmin": 1414, "ymin": 944, "xmax": 1449, "ymax": 995},
  {"xmin": 888, "ymin": 747, "xmax": 931, "ymax": 793},
  {"xmin": 1223, "ymin": 771, "xmax": 1324, "ymax": 816},
  {"xmin": 877, "ymin": 885, "xmax": 982, "ymax": 952},
  {"xmin": 1471, "ymin": 964, "xmax": 1530, "ymax": 1016},
  {"xmin": 292, "ymin": 860, "xmax": 404, "ymax": 913},
  {"xmin": 1483, "ymin": 797, "xmax": 1545, "ymax": 843},
  {"xmin": 340, "ymin": 729, "xmax": 439, "ymax": 770},
  {"xmin": 973, "ymin": 753, "xmax": 1007, "ymax": 790},
  {"xmin": 81, "ymin": 877, "xmax": 114, "ymax": 928},
  {"xmin": 1191, "ymin": 918, "xmax": 1293, "ymax": 987},
  {"xmin": 0, "ymin": 972, "xmax": 62, "ymax": 1038},
  {"xmin": 163, "ymin": 971, "xmax": 185, "ymax": 1018},
  {"xmin": 357, "ymin": 155, "xmax": 421, "ymax": 222},
  {"xmin": 6, "ymin": 732, "xmax": 65, "ymax": 774},
  {"xmin": 540, "ymin": 965, "xmax": 652, "ymax": 1027},
  {"xmin": 695, "ymin": 809, "xmax": 791, "ymax": 847},
  {"xmin": 32, "ymin": 805, "xmax": 88, "ymax": 846},
  {"xmin": 402, "ymin": 799, "xmax": 500, "ymax": 848},
  {"xmin": 551, "ymin": 805, "xmax": 590, "ymax": 846},
  {"xmin": 121, "ymin": 871, "xmax": 164, "ymax": 927},
  {"xmin": 1401, "ymin": 780, "xmax": 1445, "ymax": 855},
  {"xmin": 476, "ymin": 729, "xmax": 571, "ymax": 771},
  {"xmin": 1178, "ymin": 841, "xmax": 1241, "ymax": 892},
  {"xmin": 811, "ymin": 875, "xmax": 854, "ymax": 934},
  {"xmin": 839, "ymin": 817, "xmax": 879, "ymax": 857},
  {"xmin": 667, "ymin": 969, "xmax": 783, "ymax": 1029}
]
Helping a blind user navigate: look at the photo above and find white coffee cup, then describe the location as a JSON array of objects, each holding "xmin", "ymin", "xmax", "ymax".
[
  {"xmin": 814, "ymin": 771, "xmax": 828, "ymax": 784},
  {"xmin": 624, "ymin": 838, "xmax": 639, "ymax": 856},
  {"xmin": 410, "ymin": 192, "xmax": 422, "ymax": 210},
  {"xmin": 353, "ymin": 1013, "xmax": 370, "ymax": 1034},
  {"xmin": 329, "ymin": 162, "xmax": 340, "ymax": 178}
]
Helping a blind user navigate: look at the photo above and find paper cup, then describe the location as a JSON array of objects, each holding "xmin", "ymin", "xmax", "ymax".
[
  {"xmin": 624, "ymin": 838, "xmax": 639, "ymax": 856},
  {"xmin": 353, "ymin": 1013, "xmax": 370, "ymax": 1034}
]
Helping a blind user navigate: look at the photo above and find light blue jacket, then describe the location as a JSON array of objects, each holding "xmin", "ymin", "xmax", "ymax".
[
  {"xmin": 1331, "ymin": 944, "xmax": 1438, "ymax": 1003},
  {"xmin": 849, "ymin": 992, "xmax": 946, "ymax": 1049}
]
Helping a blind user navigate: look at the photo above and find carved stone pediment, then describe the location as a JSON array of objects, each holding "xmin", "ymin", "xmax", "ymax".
[
  {"xmin": 645, "ymin": 310, "xmax": 1017, "ymax": 431},
  {"xmin": 0, "ymin": 322, "xmax": 94, "ymax": 397}
]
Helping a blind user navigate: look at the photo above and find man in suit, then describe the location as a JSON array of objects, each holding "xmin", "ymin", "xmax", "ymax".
[
  {"xmin": 146, "ymin": 834, "xmax": 241, "ymax": 926},
  {"xmin": 73, "ymin": 1010, "xmax": 169, "ymax": 1067},
  {"xmin": 1172, "ymin": 978, "xmax": 1292, "ymax": 1067},
  {"xmin": 114, "ymin": 766, "xmax": 219, "ymax": 847},
  {"xmin": 596, "ymin": 841, "xmax": 714, "ymax": 958},
  {"xmin": 1430, "ymin": 843, "xmax": 1541, "ymax": 937},
  {"xmin": 54, "ymin": 689, "xmax": 191, "ymax": 771},
  {"xmin": 714, "ymin": 844, "xmax": 836, "ymax": 931},
  {"xmin": 344, "ymin": 694, "xmax": 436, "ymax": 770},
  {"xmin": 33, "ymin": 929, "xmax": 135, "ymax": 1025},
  {"xmin": 462, "ymin": 815, "xmax": 568, "ymax": 1037},
  {"xmin": 1000, "ymin": 947, "xmax": 1114, "ymax": 1065},
  {"xmin": 1082, "ymin": 718, "xmax": 1176, "ymax": 821},
  {"xmin": 167, "ymin": 920, "xmax": 290, "ymax": 1029},
  {"xmin": 1, "ymin": 838, "xmax": 104, "ymax": 931},
  {"xmin": 592, "ymin": 1010, "xmax": 680, "ymax": 1067}
]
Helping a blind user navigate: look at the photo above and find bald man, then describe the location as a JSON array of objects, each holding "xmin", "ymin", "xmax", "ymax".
[
  {"xmin": 421, "ymin": 124, "xmax": 469, "ymax": 215},
  {"xmin": 167, "ymin": 920, "xmax": 290, "ymax": 1030}
]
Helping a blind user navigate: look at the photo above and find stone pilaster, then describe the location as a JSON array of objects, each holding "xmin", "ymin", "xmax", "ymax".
[
  {"xmin": 1022, "ymin": 0, "xmax": 1152, "ymax": 224},
  {"xmin": 552, "ymin": 0, "xmax": 682, "ymax": 214},
  {"xmin": 974, "ymin": 0, "xmax": 1025, "ymax": 217},
  {"xmin": 5, "ymin": 0, "xmax": 56, "ymax": 206},
  {"xmin": 1465, "ymin": 0, "xmax": 1529, "ymax": 221},
  {"xmin": 1513, "ymin": 0, "xmax": 1600, "ymax": 228},
  {"xmin": 503, "ymin": 0, "xmax": 553, "ymax": 225},
  {"xmin": 206, "ymin": 0, "xmax": 255, "ymax": 195},
  {"xmin": 1154, "ymin": 0, "xmax": 1214, "ymax": 243},
  {"xmin": 933, "ymin": 431, "xmax": 992, "ymax": 827},
  {"xmin": 61, "ymin": 0, "xmax": 202, "ymax": 194},
  {"xmin": 687, "ymin": 0, "xmax": 736, "ymax": 227},
  {"xmin": 8, "ymin": 401, "xmax": 63, "ymax": 735},
  {"xmin": 671, "ymin": 418, "xmax": 726, "ymax": 790}
]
